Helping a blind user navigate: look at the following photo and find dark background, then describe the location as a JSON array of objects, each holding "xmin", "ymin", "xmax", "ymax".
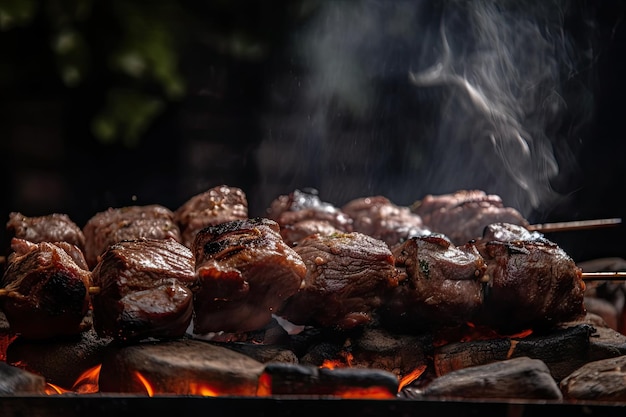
[{"xmin": 1, "ymin": 0, "xmax": 625, "ymax": 263}]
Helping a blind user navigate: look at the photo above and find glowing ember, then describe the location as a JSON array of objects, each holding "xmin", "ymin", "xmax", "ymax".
[
  {"xmin": 335, "ymin": 387, "xmax": 395, "ymax": 399},
  {"xmin": 320, "ymin": 352, "xmax": 354, "ymax": 369},
  {"xmin": 188, "ymin": 382, "xmax": 219, "ymax": 397}
]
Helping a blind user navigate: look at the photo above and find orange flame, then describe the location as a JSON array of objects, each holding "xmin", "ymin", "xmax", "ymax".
[
  {"xmin": 72, "ymin": 364, "xmax": 101, "ymax": 393},
  {"xmin": 134, "ymin": 371, "xmax": 154, "ymax": 396},
  {"xmin": 44, "ymin": 364, "xmax": 101, "ymax": 395},
  {"xmin": 398, "ymin": 364, "xmax": 426, "ymax": 391}
]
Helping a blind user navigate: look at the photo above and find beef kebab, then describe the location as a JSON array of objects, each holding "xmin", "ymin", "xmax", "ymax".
[
  {"xmin": 410, "ymin": 189, "xmax": 530, "ymax": 246},
  {"xmin": 174, "ymin": 184, "xmax": 248, "ymax": 248},
  {"xmin": 90, "ymin": 237, "xmax": 195, "ymax": 343},
  {"xmin": 277, "ymin": 231, "xmax": 401, "ymax": 331},
  {"xmin": 266, "ymin": 188, "xmax": 353, "ymax": 246},
  {"xmin": 83, "ymin": 204, "xmax": 182, "ymax": 269},
  {"xmin": 6, "ymin": 212, "xmax": 86, "ymax": 252},
  {"xmin": 191, "ymin": 217, "xmax": 306, "ymax": 335},
  {"xmin": 0, "ymin": 238, "xmax": 92, "ymax": 340}
]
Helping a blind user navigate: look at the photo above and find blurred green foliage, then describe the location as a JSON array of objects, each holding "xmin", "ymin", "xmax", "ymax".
[{"xmin": 0, "ymin": 0, "xmax": 318, "ymax": 147}]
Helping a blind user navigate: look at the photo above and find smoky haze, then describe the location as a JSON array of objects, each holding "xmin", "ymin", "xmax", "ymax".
[{"xmin": 255, "ymin": 0, "xmax": 595, "ymax": 220}]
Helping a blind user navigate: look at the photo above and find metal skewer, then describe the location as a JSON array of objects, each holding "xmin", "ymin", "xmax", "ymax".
[
  {"xmin": 581, "ymin": 272, "xmax": 626, "ymax": 281},
  {"xmin": 528, "ymin": 218, "xmax": 622, "ymax": 233}
]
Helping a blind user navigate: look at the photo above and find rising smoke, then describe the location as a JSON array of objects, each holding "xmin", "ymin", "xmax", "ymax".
[{"xmin": 256, "ymin": 0, "xmax": 595, "ymax": 219}]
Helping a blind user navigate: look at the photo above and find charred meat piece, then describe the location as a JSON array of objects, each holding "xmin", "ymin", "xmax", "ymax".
[
  {"xmin": 342, "ymin": 196, "xmax": 431, "ymax": 248},
  {"xmin": 6, "ymin": 212, "xmax": 86, "ymax": 251},
  {"xmin": 476, "ymin": 238, "xmax": 586, "ymax": 333},
  {"xmin": 90, "ymin": 238, "xmax": 195, "ymax": 342},
  {"xmin": 278, "ymin": 231, "xmax": 400, "ymax": 331},
  {"xmin": 1, "ymin": 238, "xmax": 92, "ymax": 339},
  {"xmin": 174, "ymin": 185, "xmax": 248, "ymax": 248},
  {"xmin": 473, "ymin": 222, "xmax": 546, "ymax": 257},
  {"xmin": 83, "ymin": 204, "xmax": 181, "ymax": 269},
  {"xmin": 379, "ymin": 234, "xmax": 487, "ymax": 332},
  {"xmin": 266, "ymin": 189, "xmax": 353, "ymax": 245},
  {"xmin": 411, "ymin": 190, "xmax": 529, "ymax": 245},
  {"xmin": 192, "ymin": 218, "xmax": 306, "ymax": 334}
]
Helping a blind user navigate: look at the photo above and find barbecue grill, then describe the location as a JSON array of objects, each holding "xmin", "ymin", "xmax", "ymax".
[{"xmin": 1, "ymin": 1, "xmax": 626, "ymax": 415}]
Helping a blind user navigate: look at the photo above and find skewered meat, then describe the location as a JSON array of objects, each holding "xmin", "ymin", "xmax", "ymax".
[
  {"xmin": 90, "ymin": 238, "xmax": 195, "ymax": 342},
  {"xmin": 379, "ymin": 234, "xmax": 487, "ymax": 332},
  {"xmin": 266, "ymin": 188, "xmax": 353, "ymax": 245},
  {"xmin": 473, "ymin": 222, "xmax": 546, "ymax": 257},
  {"xmin": 192, "ymin": 217, "xmax": 306, "ymax": 334},
  {"xmin": 278, "ymin": 231, "xmax": 400, "ymax": 330},
  {"xmin": 341, "ymin": 196, "xmax": 431, "ymax": 248},
  {"xmin": 6, "ymin": 212, "xmax": 86, "ymax": 251},
  {"xmin": 475, "ymin": 236, "xmax": 586, "ymax": 333},
  {"xmin": 83, "ymin": 204, "xmax": 182, "ymax": 269},
  {"xmin": 0, "ymin": 238, "xmax": 92, "ymax": 339},
  {"xmin": 411, "ymin": 190, "xmax": 529, "ymax": 245},
  {"xmin": 174, "ymin": 184, "xmax": 248, "ymax": 248}
]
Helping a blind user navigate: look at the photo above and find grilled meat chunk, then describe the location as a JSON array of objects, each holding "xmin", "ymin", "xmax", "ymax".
[
  {"xmin": 411, "ymin": 190, "xmax": 529, "ymax": 245},
  {"xmin": 278, "ymin": 231, "xmax": 400, "ymax": 330},
  {"xmin": 266, "ymin": 189, "xmax": 353, "ymax": 245},
  {"xmin": 473, "ymin": 222, "xmax": 546, "ymax": 258},
  {"xmin": 1, "ymin": 238, "xmax": 92, "ymax": 339},
  {"xmin": 90, "ymin": 238, "xmax": 195, "ymax": 342},
  {"xmin": 6, "ymin": 212, "xmax": 86, "ymax": 251},
  {"xmin": 380, "ymin": 234, "xmax": 487, "ymax": 332},
  {"xmin": 476, "ymin": 238, "xmax": 586, "ymax": 333},
  {"xmin": 83, "ymin": 204, "xmax": 181, "ymax": 269},
  {"xmin": 342, "ymin": 196, "xmax": 431, "ymax": 248},
  {"xmin": 192, "ymin": 218, "xmax": 306, "ymax": 334},
  {"xmin": 174, "ymin": 185, "xmax": 248, "ymax": 248}
]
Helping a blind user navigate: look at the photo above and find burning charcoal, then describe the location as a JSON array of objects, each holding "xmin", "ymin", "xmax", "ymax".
[
  {"xmin": 342, "ymin": 195, "xmax": 431, "ymax": 248},
  {"xmin": 90, "ymin": 238, "xmax": 195, "ymax": 342},
  {"xmin": 477, "ymin": 238, "xmax": 586, "ymax": 333},
  {"xmin": 266, "ymin": 188, "xmax": 353, "ymax": 245},
  {"xmin": 0, "ymin": 362, "xmax": 46, "ymax": 395},
  {"xmin": 407, "ymin": 356, "xmax": 563, "ymax": 400},
  {"xmin": 433, "ymin": 324, "xmax": 593, "ymax": 382},
  {"xmin": 411, "ymin": 189, "xmax": 529, "ymax": 245},
  {"xmin": 560, "ymin": 355, "xmax": 626, "ymax": 401},
  {"xmin": 0, "ymin": 238, "xmax": 92, "ymax": 340},
  {"xmin": 174, "ymin": 184, "xmax": 248, "ymax": 248},
  {"xmin": 259, "ymin": 362, "xmax": 398, "ymax": 398},
  {"xmin": 6, "ymin": 327, "xmax": 112, "ymax": 390},
  {"xmin": 278, "ymin": 231, "xmax": 400, "ymax": 331},
  {"xmin": 191, "ymin": 218, "xmax": 306, "ymax": 334},
  {"xmin": 98, "ymin": 339, "xmax": 264, "ymax": 395},
  {"xmin": 83, "ymin": 204, "xmax": 182, "ymax": 268},
  {"xmin": 560, "ymin": 313, "xmax": 626, "ymax": 362},
  {"xmin": 6, "ymin": 212, "xmax": 86, "ymax": 251},
  {"xmin": 378, "ymin": 234, "xmax": 486, "ymax": 332}
]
